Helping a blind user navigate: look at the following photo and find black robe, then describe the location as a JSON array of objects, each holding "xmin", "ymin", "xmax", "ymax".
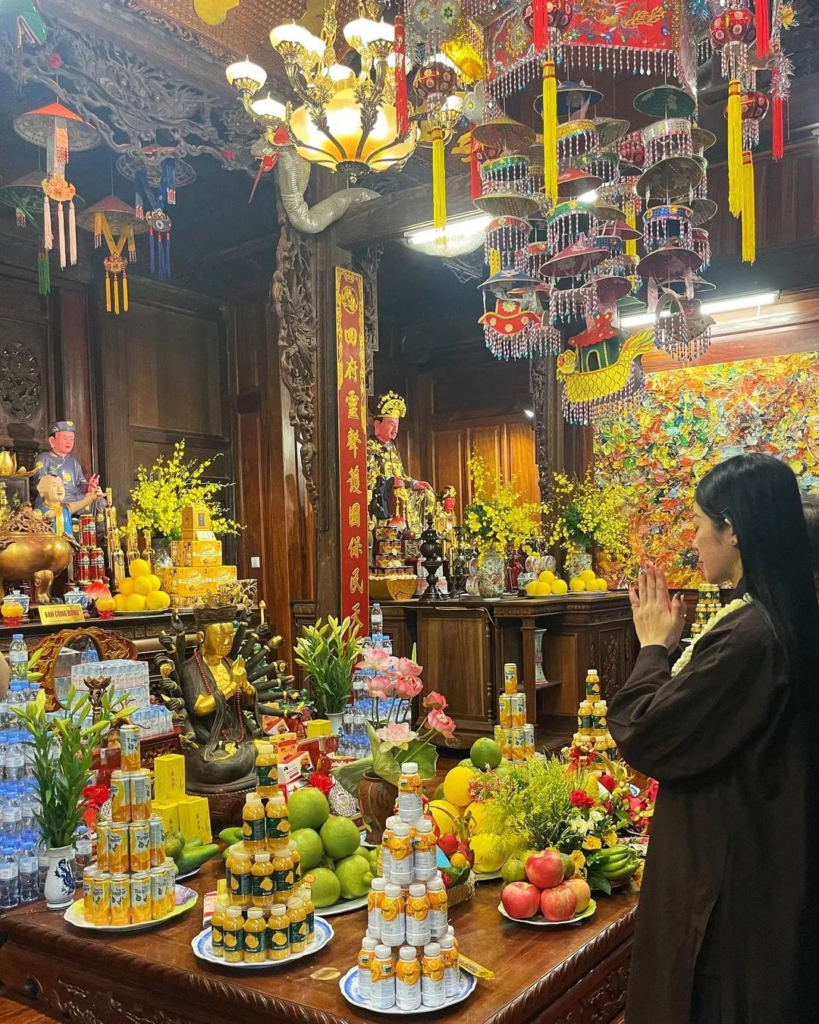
[{"xmin": 609, "ymin": 599, "xmax": 819, "ymax": 1024}]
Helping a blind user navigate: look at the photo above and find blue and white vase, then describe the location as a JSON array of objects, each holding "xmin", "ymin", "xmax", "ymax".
[{"xmin": 44, "ymin": 844, "xmax": 76, "ymax": 910}]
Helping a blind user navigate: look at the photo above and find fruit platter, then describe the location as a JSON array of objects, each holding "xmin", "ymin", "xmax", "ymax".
[
  {"xmin": 499, "ymin": 849, "xmax": 596, "ymax": 925},
  {"xmin": 221, "ymin": 787, "xmax": 379, "ymax": 915}
]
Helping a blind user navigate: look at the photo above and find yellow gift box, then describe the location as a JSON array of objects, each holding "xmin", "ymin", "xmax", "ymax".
[
  {"xmin": 178, "ymin": 795, "xmax": 212, "ymax": 844},
  {"xmin": 181, "ymin": 505, "xmax": 212, "ymax": 539},
  {"xmin": 154, "ymin": 753, "xmax": 186, "ymax": 803},
  {"xmin": 150, "ymin": 799, "xmax": 180, "ymax": 836},
  {"xmin": 179, "ymin": 540, "xmax": 223, "ymax": 567},
  {"xmin": 306, "ymin": 719, "xmax": 332, "ymax": 739}
]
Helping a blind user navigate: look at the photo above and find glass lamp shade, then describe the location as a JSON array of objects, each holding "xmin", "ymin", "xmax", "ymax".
[
  {"xmin": 343, "ymin": 18, "xmax": 395, "ymax": 51},
  {"xmin": 251, "ymin": 94, "xmax": 287, "ymax": 121},
  {"xmin": 269, "ymin": 24, "xmax": 324, "ymax": 60},
  {"xmin": 225, "ymin": 59, "xmax": 267, "ymax": 92},
  {"xmin": 289, "ymin": 89, "xmax": 418, "ymax": 175}
]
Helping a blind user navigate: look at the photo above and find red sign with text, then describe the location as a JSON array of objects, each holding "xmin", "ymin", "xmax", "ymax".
[{"xmin": 335, "ymin": 268, "xmax": 369, "ymax": 630}]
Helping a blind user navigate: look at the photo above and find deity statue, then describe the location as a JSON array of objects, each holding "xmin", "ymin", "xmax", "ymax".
[
  {"xmin": 36, "ymin": 474, "xmax": 98, "ymax": 536},
  {"xmin": 33, "ymin": 421, "xmax": 105, "ymax": 522},
  {"xmin": 367, "ymin": 392, "xmax": 435, "ymax": 539},
  {"xmin": 154, "ymin": 606, "xmax": 307, "ymax": 792},
  {"xmin": 433, "ymin": 485, "xmax": 458, "ymax": 564}
]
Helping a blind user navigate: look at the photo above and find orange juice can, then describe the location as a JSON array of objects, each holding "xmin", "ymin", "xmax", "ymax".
[
  {"xmin": 149, "ymin": 867, "xmax": 170, "ymax": 920},
  {"xmin": 110, "ymin": 873, "xmax": 130, "ymax": 927},
  {"xmin": 82, "ymin": 867, "xmax": 98, "ymax": 921},
  {"xmin": 498, "ymin": 694, "xmax": 513, "ymax": 729},
  {"xmin": 511, "ymin": 693, "xmax": 526, "ymax": 728},
  {"xmin": 503, "ymin": 663, "xmax": 518, "ymax": 695},
  {"xmin": 120, "ymin": 724, "xmax": 141, "ymax": 773},
  {"xmin": 129, "ymin": 821, "xmax": 151, "ymax": 873},
  {"xmin": 129, "ymin": 872, "xmax": 152, "ymax": 924},
  {"xmin": 523, "ymin": 724, "xmax": 535, "ymax": 760},
  {"xmin": 128, "ymin": 769, "xmax": 152, "ymax": 822},
  {"xmin": 110, "ymin": 771, "xmax": 130, "ymax": 824},
  {"xmin": 511, "ymin": 727, "xmax": 526, "ymax": 762},
  {"xmin": 501, "ymin": 728, "xmax": 514, "ymax": 761},
  {"xmin": 96, "ymin": 820, "xmax": 110, "ymax": 873},
  {"xmin": 107, "ymin": 823, "xmax": 130, "ymax": 874},
  {"xmin": 90, "ymin": 872, "xmax": 111, "ymax": 926},
  {"xmin": 494, "ymin": 725, "xmax": 505, "ymax": 749}
]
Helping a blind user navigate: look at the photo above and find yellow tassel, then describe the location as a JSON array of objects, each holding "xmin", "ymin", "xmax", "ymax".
[
  {"xmin": 113, "ymin": 275, "xmax": 120, "ymax": 316},
  {"xmin": 741, "ymin": 151, "xmax": 756, "ymax": 264},
  {"xmin": 625, "ymin": 209, "xmax": 637, "ymax": 258},
  {"xmin": 727, "ymin": 80, "xmax": 743, "ymax": 218},
  {"xmin": 122, "ymin": 270, "xmax": 129, "ymax": 312},
  {"xmin": 489, "ymin": 248, "xmax": 501, "ymax": 276},
  {"xmin": 105, "ymin": 271, "xmax": 111, "ymax": 313},
  {"xmin": 542, "ymin": 60, "xmax": 558, "ymax": 209},
  {"xmin": 431, "ymin": 127, "xmax": 447, "ymax": 244}
]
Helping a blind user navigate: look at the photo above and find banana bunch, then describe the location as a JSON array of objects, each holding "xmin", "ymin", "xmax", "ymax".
[{"xmin": 588, "ymin": 844, "xmax": 641, "ymax": 885}]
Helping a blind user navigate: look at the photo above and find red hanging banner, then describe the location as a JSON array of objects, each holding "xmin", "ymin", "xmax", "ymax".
[{"xmin": 335, "ymin": 268, "xmax": 369, "ymax": 631}]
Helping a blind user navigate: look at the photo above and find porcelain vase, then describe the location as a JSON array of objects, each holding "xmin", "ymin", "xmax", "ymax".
[
  {"xmin": 477, "ymin": 548, "xmax": 506, "ymax": 599},
  {"xmin": 327, "ymin": 712, "xmax": 344, "ymax": 735},
  {"xmin": 565, "ymin": 546, "xmax": 594, "ymax": 581},
  {"xmin": 44, "ymin": 844, "xmax": 76, "ymax": 910}
]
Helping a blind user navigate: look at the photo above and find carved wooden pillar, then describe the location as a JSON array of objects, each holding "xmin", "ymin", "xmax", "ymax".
[{"xmin": 352, "ymin": 245, "xmax": 383, "ymax": 398}]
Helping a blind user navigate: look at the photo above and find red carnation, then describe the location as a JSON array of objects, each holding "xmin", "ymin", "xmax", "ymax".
[
  {"xmin": 570, "ymin": 788, "xmax": 595, "ymax": 809},
  {"xmin": 308, "ymin": 772, "xmax": 333, "ymax": 796}
]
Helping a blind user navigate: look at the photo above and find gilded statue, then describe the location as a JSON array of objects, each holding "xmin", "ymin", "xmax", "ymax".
[
  {"xmin": 433, "ymin": 485, "xmax": 458, "ymax": 564},
  {"xmin": 155, "ymin": 606, "xmax": 310, "ymax": 792},
  {"xmin": 366, "ymin": 392, "xmax": 435, "ymax": 538}
]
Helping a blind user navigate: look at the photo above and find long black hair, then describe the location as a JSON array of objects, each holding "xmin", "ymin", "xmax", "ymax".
[{"xmin": 695, "ymin": 454, "xmax": 819, "ymax": 684}]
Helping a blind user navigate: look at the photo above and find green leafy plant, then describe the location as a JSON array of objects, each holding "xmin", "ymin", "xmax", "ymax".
[
  {"xmin": 293, "ymin": 616, "xmax": 364, "ymax": 715},
  {"xmin": 14, "ymin": 688, "xmax": 135, "ymax": 849}
]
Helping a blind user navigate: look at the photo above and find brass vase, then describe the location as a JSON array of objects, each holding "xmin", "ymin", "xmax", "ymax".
[{"xmin": 358, "ymin": 772, "xmax": 398, "ymax": 844}]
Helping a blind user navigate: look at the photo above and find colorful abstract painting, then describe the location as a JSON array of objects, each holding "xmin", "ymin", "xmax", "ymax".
[{"xmin": 593, "ymin": 351, "xmax": 819, "ymax": 588}]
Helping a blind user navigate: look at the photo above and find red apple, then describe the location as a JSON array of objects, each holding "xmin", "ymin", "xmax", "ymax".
[
  {"xmin": 563, "ymin": 877, "xmax": 591, "ymax": 913},
  {"xmin": 540, "ymin": 883, "xmax": 578, "ymax": 922},
  {"xmin": 501, "ymin": 881, "xmax": 541, "ymax": 920},
  {"xmin": 525, "ymin": 850, "xmax": 565, "ymax": 890}
]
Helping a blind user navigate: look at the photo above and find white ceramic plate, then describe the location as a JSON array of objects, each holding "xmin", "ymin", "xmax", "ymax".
[
  {"xmin": 497, "ymin": 898, "xmax": 597, "ymax": 927},
  {"xmin": 339, "ymin": 966, "xmax": 477, "ymax": 1014},
  {"xmin": 65, "ymin": 884, "xmax": 197, "ymax": 933},
  {"xmin": 317, "ymin": 894, "xmax": 368, "ymax": 916},
  {"xmin": 174, "ymin": 867, "xmax": 200, "ymax": 882},
  {"xmin": 474, "ymin": 870, "xmax": 504, "ymax": 883},
  {"xmin": 190, "ymin": 916, "xmax": 333, "ymax": 968}
]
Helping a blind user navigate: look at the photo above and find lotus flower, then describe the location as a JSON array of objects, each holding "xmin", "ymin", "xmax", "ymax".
[
  {"xmin": 423, "ymin": 691, "xmax": 448, "ymax": 710},
  {"xmin": 368, "ymin": 674, "xmax": 395, "ymax": 700},
  {"xmin": 426, "ymin": 708, "xmax": 456, "ymax": 738},
  {"xmin": 376, "ymin": 722, "xmax": 417, "ymax": 753},
  {"xmin": 356, "ymin": 648, "xmax": 391, "ymax": 672},
  {"xmin": 396, "ymin": 657, "xmax": 423, "ymax": 678},
  {"xmin": 395, "ymin": 674, "xmax": 424, "ymax": 699}
]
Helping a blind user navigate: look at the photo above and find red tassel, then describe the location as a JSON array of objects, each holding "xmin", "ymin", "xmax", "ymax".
[
  {"xmin": 395, "ymin": 14, "xmax": 409, "ymax": 137},
  {"xmin": 771, "ymin": 95, "xmax": 784, "ymax": 160},
  {"xmin": 470, "ymin": 137, "xmax": 481, "ymax": 200},
  {"xmin": 756, "ymin": 0, "xmax": 770, "ymax": 60},
  {"xmin": 533, "ymin": 0, "xmax": 548, "ymax": 53}
]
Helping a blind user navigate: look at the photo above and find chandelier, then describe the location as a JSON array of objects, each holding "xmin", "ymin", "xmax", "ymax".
[{"xmin": 226, "ymin": 0, "xmax": 417, "ymax": 179}]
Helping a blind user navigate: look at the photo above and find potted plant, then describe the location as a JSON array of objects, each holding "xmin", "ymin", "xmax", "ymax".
[
  {"xmin": 129, "ymin": 440, "xmax": 242, "ymax": 566},
  {"xmin": 14, "ymin": 687, "xmax": 134, "ymax": 909},
  {"xmin": 463, "ymin": 452, "xmax": 544, "ymax": 597},
  {"xmin": 293, "ymin": 616, "xmax": 364, "ymax": 732},
  {"xmin": 333, "ymin": 650, "xmax": 457, "ymax": 841},
  {"xmin": 543, "ymin": 471, "xmax": 630, "ymax": 581}
]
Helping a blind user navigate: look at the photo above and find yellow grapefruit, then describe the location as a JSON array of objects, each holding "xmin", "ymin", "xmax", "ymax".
[
  {"xmin": 146, "ymin": 590, "xmax": 171, "ymax": 611},
  {"xmin": 428, "ymin": 800, "xmax": 463, "ymax": 836},
  {"xmin": 129, "ymin": 558, "xmax": 151, "ymax": 578},
  {"xmin": 551, "ymin": 579, "xmax": 568, "ymax": 596},
  {"xmin": 124, "ymin": 593, "xmax": 147, "ymax": 612},
  {"xmin": 443, "ymin": 766, "xmax": 477, "ymax": 808}
]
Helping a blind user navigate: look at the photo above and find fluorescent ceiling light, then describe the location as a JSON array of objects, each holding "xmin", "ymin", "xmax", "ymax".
[
  {"xmin": 405, "ymin": 214, "xmax": 491, "ymax": 246},
  {"xmin": 620, "ymin": 290, "xmax": 780, "ymax": 329}
]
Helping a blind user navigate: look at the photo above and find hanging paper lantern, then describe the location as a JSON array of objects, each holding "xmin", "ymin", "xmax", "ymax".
[
  {"xmin": 740, "ymin": 90, "xmax": 769, "ymax": 149},
  {"xmin": 710, "ymin": 6, "xmax": 757, "ymax": 81},
  {"xmin": 13, "ymin": 102, "xmax": 99, "ymax": 274},
  {"xmin": 76, "ymin": 196, "xmax": 148, "ymax": 315},
  {"xmin": 414, "ymin": 60, "xmax": 459, "ymax": 108}
]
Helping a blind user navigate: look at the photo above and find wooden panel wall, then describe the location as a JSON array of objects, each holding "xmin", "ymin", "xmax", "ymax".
[{"xmin": 229, "ymin": 294, "xmax": 315, "ymax": 658}]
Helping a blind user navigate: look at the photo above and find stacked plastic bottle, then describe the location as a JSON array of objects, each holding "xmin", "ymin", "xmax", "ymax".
[
  {"xmin": 564, "ymin": 669, "xmax": 618, "ymax": 767},
  {"xmin": 691, "ymin": 583, "xmax": 721, "ymax": 638},
  {"xmin": 0, "ymin": 635, "xmax": 44, "ymax": 910},
  {"xmin": 208, "ymin": 773, "xmax": 316, "ymax": 963},
  {"xmin": 83, "ymin": 727, "xmax": 174, "ymax": 925},
  {"xmin": 354, "ymin": 762, "xmax": 462, "ymax": 1011},
  {"xmin": 338, "ymin": 631, "xmax": 409, "ymax": 758},
  {"xmin": 494, "ymin": 663, "xmax": 535, "ymax": 762}
]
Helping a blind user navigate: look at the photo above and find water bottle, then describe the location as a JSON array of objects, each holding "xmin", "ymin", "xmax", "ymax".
[
  {"xmin": 352, "ymin": 671, "xmax": 367, "ymax": 707},
  {"xmin": 18, "ymin": 831, "xmax": 38, "ymax": 903},
  {"xmin": 8, "ymin": 635, "xmax": 28, "ymax": 688},
  {"xmin": 371, "ymin": 603, "xmax": 383, "ymax": 636},
  {"xmin": 352, "ymin": 707, "xmax": 368, "ymax": 757},
  {"xmin": 2, "ymin": 796, "xmax": 21, "ymax": 839},
  {"xmin": 5, "ymin": 732, "xmax": 23, "ymax": 784},
  {"xmin": 0, "ymin": 842, "xmax": 19, "ymax": 909},
  {"xmin": 74, "ymin": 826, "xmax": 93, "ymax": 871}
]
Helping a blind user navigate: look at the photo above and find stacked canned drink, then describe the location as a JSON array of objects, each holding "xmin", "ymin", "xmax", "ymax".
[
  {"xmin": 353, "ymin": 761, "xmax": 463, "ymax": 1012},
  {"xmin": 83, "ymin": 726, "xmax": 174, "ymax": 925},
  {"xmin": 494, "ymin": 664, "xmax": 536, "ymax": 762}
]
